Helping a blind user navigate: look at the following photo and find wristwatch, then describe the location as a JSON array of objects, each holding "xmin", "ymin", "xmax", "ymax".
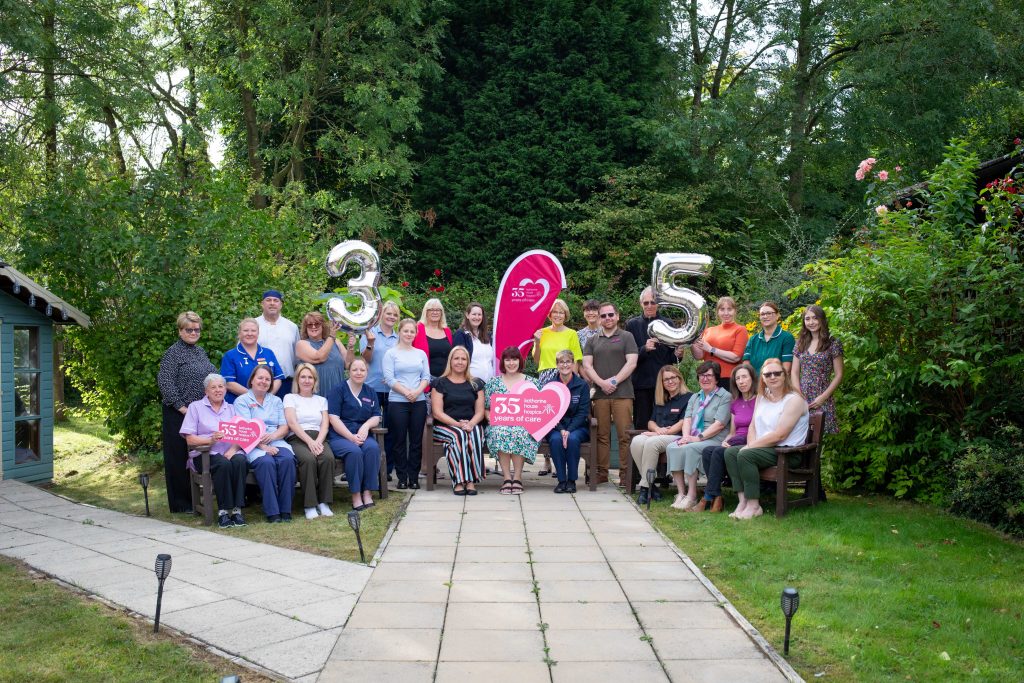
[{"xmin": 609, "ymin": 378, "xmax": 618, "ymax": 387}]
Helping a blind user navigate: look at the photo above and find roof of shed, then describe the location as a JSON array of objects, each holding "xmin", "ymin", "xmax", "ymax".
[{"xmin": 0, "ymin": 261, "xmax": 90, "ymax": 327}]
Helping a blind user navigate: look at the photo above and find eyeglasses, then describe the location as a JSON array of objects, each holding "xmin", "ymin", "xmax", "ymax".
[
  {"xmin": 599, "ymin": 312, "xmax": 616, "ymax": 319},
  {"xmin": 759, "ymin": 311, "xmax": 777, "ymax": 318},
  {"xmin": 663, "ymin": 376, "xmax": 679, "ymax": 383},
  {"xmin": 762, "ymin": 371, "xmax": 784, "ymax": 378},
  {"xmin": 698, "ymin": 373, "xmax": 716, "ymax": 380},
  {"xmin": 183, "ymin": 327, "xmax": 201, "ymax": 333},
  {"xmin": 556, "ymin": 359, "xmax": 575, "ymax": 365},
  {"xmin": 641, "ymin": 300, "xmax": 657, "ymax": 306},
  {"xmin": 306, "ymin": 322, "xmax": 322, "ymax": 328}
]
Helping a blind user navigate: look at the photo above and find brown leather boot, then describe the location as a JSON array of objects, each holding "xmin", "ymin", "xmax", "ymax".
[
  {"xmin": 710, "ymin": 496, "xmax": 724, "ymax": 512},
  {"xmin": 691, "ymin": 498, "xmax": 707, "ymax": 512}
]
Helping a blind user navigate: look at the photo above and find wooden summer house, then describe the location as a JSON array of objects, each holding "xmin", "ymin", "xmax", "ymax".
[{"xmin": 0, "ymin": 261, "xmax": 90, "ymax": 484}]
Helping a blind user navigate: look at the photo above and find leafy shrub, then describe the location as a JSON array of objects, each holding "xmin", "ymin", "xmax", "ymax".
[
  {"xmin": 950, "ymin": 426, "xmax": 1024, "ymax": 537},
  {"xmin": 791, "ymin": 140, "xmax": 1024, "ymax": 501}
]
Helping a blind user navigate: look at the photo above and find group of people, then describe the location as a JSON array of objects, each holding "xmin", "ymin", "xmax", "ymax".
[{"xmin": 157, "ymin": 287, "xmax": 842, "ymax": 523}]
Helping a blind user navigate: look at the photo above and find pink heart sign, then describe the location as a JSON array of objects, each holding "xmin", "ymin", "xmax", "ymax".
[
  {"xmin": 488, "ymin": 381, "xmax": 571, "ymax": 441},
  {"xmin": 218, "ymin": 416, "xmax": 266, "ymax": 453}
]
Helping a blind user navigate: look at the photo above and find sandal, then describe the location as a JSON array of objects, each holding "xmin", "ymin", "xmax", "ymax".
[
  {"xmin": 500, "ymin": 479, "xmax": 514, "ymax": 495},
  {"xmin": 511, "ymin": 479, "xmax": 524, "ymax": 495}
]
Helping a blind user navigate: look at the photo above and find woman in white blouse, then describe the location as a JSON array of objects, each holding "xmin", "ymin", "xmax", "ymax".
[{"xmin": 284, "ymin": 363, "xmax": 335, "ymax": 519}]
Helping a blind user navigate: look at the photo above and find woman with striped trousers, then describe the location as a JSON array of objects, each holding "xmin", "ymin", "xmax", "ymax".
[{"xmin": 431, "ymin": 346, "xmax": 486, "ymax": 495}]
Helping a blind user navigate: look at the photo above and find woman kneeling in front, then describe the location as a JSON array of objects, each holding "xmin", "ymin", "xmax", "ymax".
[{"xmin": 724, "ymin": 358, "xmax": 809, "ymax": 519}]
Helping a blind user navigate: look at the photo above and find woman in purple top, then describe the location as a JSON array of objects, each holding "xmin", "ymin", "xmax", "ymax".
[
  {"xmin": 179, "ymin": 373, "xmax": 249, "ymax": 528},
  {"xmin": 698, "ymin": 363, "xmax": 757, "ymax": 513}
]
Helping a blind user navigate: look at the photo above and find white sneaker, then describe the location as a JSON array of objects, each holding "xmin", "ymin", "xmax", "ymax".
[
  {"xmin": 304, "ymin": 507, "xmax": 319, "ymax": 520},
  {"xmin": 317, "ymin": 503, "xmax": 334, "ymax": 517}
]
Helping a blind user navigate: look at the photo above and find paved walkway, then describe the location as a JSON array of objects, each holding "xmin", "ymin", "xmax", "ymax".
[
  {"xmin": 0, "ymin": 480, "xmax": 371, "ymax": 682},
  {"xmin": 319, "ymin": 473, "xmax": 800, "ymax": 683}
]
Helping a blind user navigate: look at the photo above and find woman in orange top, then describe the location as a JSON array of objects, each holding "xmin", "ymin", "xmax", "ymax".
[{"xmin": 690, "ymin": 296, "xmax": 748, "ymax": 392}]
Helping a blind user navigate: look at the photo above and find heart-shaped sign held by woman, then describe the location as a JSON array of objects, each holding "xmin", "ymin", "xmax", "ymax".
[
  {"xmin": 488, "ymin": 380, "xmax": 571, "ymax": 441},
  {"xmin": 218, "ymin": 416, "xmax": 266, "ymax": 453}
]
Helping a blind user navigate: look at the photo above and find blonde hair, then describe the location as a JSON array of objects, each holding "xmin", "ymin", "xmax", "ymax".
[
  {"xmin": 548, "ymin": 298, "xmax": 571, "ymax": 324},
  {"xmin": 716, "ymin": 296, "xmax": 737, "ymax": 315},
  {"xmin": 292, "ymin": 363, "xmax": 320, "ymax": 394},
  {"xmin": 419, "ymin": 298, "xmax": 448, "ymax": 328},
  {"xmin": 757, "ymin": 358, "xmax": 799, "ymax": 399},
  {"xmin": 176, "ymin": 311, "xmax": 202, "ymax": 330},
  {"xmin": 440, "ymin": 345, "xmax": 475, "ymax": 384},
  {"xmin": 654, "ymin": 365, "xmax": 688, "ymax": 405},
  {"xmin": 398, "ymin": 318, "xmax": 418, "ymax": 336},
  {"xmin": 237, "ymin": 317, "xmax": 259, "ymax": 339}
]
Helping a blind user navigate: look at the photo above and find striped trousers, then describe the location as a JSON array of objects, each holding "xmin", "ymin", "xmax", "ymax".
[{"xmin": 433, "ymin": 424, "xmax": 485, "ymax": 486}]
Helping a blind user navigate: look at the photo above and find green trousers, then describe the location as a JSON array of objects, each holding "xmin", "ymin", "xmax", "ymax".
[{"xmin": 723, "ymin": 446, "xmax": 800, "ymax": 499}]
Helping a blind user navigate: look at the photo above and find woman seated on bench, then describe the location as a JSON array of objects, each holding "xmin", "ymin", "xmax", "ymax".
[
  {"xmin": 629, "ymin": 364, "xmax": 690, "ymax": 504},
  {"xmin": 327, "ymin": 357, "xmax": 382, "ymax": 511},
  {"xmin": 724, "ymin": 358, "xmax": 809, "ymax": 520},
  {"xmin": 179, "ymin": 373, "xmax": 249, "ymax": 528},
  {"xmin": 545, "ymin": 349, "xmax": 591, "ymax": 494},
  {"xmin": 234, "ymin": 365, "xmax": 297, "ymax": 523}
]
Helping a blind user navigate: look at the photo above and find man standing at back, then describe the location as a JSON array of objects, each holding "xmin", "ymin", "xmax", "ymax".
[
  {"xmin": 583, "ymin": 303, "xmax": 638, "ymax": 484},
  {"xmin": 626, "ymin": 287, "xmax": 679, "ymax": 431},
  {"xmin": 256, "ymin": 289, "xmax": 300, "ymax": 397}
]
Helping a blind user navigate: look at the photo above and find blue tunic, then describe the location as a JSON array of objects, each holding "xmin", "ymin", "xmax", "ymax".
[
  {"xmin": 220, "ymin": 343, "xmax": 284, "ymax": 403},
  {"xmin": 328, "ymin": 382, "xmax": 382, "ymax": 434}
]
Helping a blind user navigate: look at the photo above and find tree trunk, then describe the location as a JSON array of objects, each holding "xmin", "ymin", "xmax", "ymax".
[
  {"xmin": 785, "ymin": 0, "xmax": 814, "ymax": 215},
  {"xmin": 42, "ymin": 3, "xmax": 58, "ymax": 179},
  {"xmin": 102, "ymin": 105, "xmax": 128, "ymax": 175}
]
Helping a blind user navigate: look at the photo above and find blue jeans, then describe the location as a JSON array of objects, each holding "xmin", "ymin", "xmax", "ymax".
[{"xmin": 547, "ymin": 428, "xmax": 590, "ymax": 483}]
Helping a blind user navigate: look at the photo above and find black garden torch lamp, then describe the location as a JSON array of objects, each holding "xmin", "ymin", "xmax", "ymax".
[
  {"xmin": 781, "ymin": 587, "xmax": 800, "ymax": 655},
  {"xmin": 138, "ymin": 472, "xmax": 151, "ymax": 516},
  {"xmin": 645, "ymin": 468, "xmax": 656, "ymax": 510},
  {"xmin": 153, "ymin": 553, "xmax": 172, "ymax": 632},
  {"xmin": 348, "ymin": 510, "xmax": 365, "ymax": 563}
]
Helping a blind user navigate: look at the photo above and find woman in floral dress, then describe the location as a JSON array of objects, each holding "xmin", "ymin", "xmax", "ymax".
[
  {"xmin": 792, "ymin": 305, "xmax": 844, "ymax": 502},
  {"xmin": 485, "ymin": 346, "xmax": 541, "ymax": 495}
]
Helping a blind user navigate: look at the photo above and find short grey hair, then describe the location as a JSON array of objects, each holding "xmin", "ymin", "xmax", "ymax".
[
  {"xmin": 555, "ymin": 349, "xmax": 575, "ymax": 365},
  {"xmin": 203, "ymin": 373, "xmax": 226, "ymax": 390}
]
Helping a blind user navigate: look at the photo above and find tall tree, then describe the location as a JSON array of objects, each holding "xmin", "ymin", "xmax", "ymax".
[{"xmin": 409, "ymin": 0, "xmax": 673, "ymax": 280}]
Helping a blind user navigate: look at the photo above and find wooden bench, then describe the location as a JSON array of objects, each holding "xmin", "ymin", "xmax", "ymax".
[
  {"xmin": 759, "ymin": 411, "xmax": 824, "ymax": 517},
  {"xmin": 422, "ymin": 417, "xmax": 598, "ymax": 492},
  {"xmin": 190, "ymin": 427, "xmax": 389, "ymax": 526}
]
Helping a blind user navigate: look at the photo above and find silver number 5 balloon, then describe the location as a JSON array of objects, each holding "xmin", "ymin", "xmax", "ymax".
[
  {"xmin": 647, "ymin": 253, "xmax": 714, "ymax": 346},
  {"xmin": 325, "ymin": 240, "xmax": 383, "ymax": 333}
]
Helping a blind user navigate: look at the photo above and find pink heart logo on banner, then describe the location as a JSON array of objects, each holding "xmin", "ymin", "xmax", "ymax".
[
  {"xmin": 219, "ymin": 416, "xmax": 266, "ymax": 453},
  {"xmin": 492, "ymin": 250, "xmax": 566, "ymax": 364},
  {"xmin": 508, "ymin": 380, "xmax": 571, "ymax": 441}
]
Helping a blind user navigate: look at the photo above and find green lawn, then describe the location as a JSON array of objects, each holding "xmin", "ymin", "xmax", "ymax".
[
  {"xmin": 0, "ymin": 557, "xmax": 274, "ymax": 683},
  {"xmin": 50, "ymin": 415, "xmax": 406, "ymax": 563},
  {"xmin": 644, "ymin": 491, "xmax": 1024, "ymax": 682}
]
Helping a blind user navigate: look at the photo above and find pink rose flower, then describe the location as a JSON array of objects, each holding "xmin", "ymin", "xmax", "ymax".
[
  {"xmin": 855, "ymin": 168, "xmax": 866, "ymax": 181},
  {"xmin": 878, "ymin": 170, "xmax": 889, "ymax": 182},
  {"xmin": 894, "ymin": 166, "xmax": 902, "ymax": 172},
  {"xmin": 875, "ymin": 205, "xmax": 888, "ymax": 217}
]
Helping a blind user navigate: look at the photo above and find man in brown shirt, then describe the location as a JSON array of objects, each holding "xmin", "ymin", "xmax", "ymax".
[{"xmin": 583, "ymin": 303, "xmax": 638, "ymax": 483}]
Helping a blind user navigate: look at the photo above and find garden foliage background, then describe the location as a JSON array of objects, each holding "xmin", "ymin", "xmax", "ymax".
[{"xmin": 2, "ymin": 0, "xmax": 1023, "ymax": 529}]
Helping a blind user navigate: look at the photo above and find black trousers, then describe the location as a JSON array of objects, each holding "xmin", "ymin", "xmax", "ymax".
[
  {"xmin": 161, "ymin": 404, "xmax": 193, "ymax": 513},
  {"xmin": 208, "ymin": 453, "xmax": 248, "ymax": 511},
  {"xmin": 388, "ymin": 400, "xmax": 426, "ymax": 483},
  {"xmin": 377, "ymin": 391, "xmax": 393, "ymax": 474},
  {"xmin": 633, "ymin": 387, "xmax": 656, "ymax": 430}
]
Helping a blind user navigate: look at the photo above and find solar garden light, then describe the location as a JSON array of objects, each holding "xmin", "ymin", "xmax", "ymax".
[
  {"xmin": 219, "ymin": 676, "xmax": 241, "ymax": 683},
  {"xmin": 645, "ymin": 468, "xmax": 656, "ymax": 510},
  {"xmin": 153, "ymin": 553, "xmax": 172, "ymax": 633},
  {"xmin": 138, "ymin": 472, "xmax": 151, "ymax": 516},
  {"xmin": 347, "ymin": 510, "xmax": 365, "ymax": 563},
  {"xmin": 781, "ymin": 587, "xmax": 800, "ymax": 655}
]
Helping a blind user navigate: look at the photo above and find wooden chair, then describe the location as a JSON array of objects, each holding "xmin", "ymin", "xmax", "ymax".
[
  {"xmin": 189, "ymin": 427, "xmax": 388, "ymax": 526},
  {"xmin": 758, "ymin": 411, "xmax": 824, "ymax": 518},
  {"xmin": 423, "ymin": 417, "xmax": 598, "ymax": 492}
]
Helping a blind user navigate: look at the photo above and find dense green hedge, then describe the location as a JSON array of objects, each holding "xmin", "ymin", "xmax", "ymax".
[{"xmin": 793, "ymin": 141, "xmax": 1024, "ymax": 502}]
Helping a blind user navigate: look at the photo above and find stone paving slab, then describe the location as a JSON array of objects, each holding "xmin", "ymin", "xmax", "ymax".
[
  {"xmin": 0, "ymin": 479, "xmax": 371, "ymax": 681},
  {"xmin": 319, "ymin": 472, "xmax": 802, "ymax": 683}
]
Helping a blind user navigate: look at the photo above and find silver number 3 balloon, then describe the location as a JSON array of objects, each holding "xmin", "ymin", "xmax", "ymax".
[
  {"xmin": 325, "ymin": 240, "xmax": 383, "ymax": 333},
  {"xmin": 647, "ymin": 253, "xmax": 714, "ymax": 346}
]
